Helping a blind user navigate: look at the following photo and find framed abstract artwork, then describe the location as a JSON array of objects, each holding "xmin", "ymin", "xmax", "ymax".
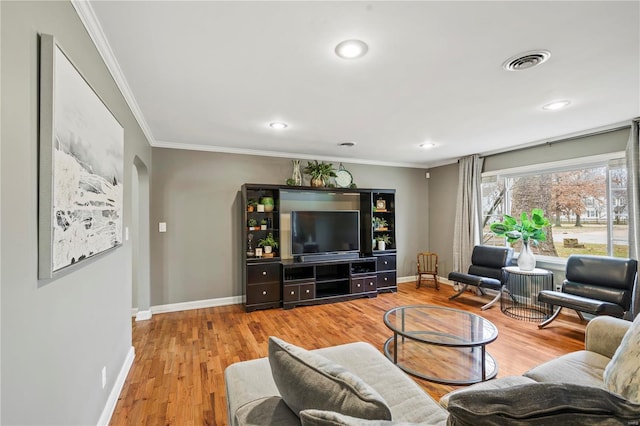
[{"xmin": 38, "ymin": 34, "xmax": 124, "ymax": 279}]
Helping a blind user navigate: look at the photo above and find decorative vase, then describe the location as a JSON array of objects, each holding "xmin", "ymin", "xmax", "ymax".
[
  {"xmin": 310, "ymin": 177, "xmax": 324, "ymax": 188},
  {"xmin": 261, "ymin": 197, "xmax": 274, "ymax": 212},
  {"xmin": 517, "ymin": 240, "xmax": 536, "ymax": 271},
  {"xmin": 377, "ymin": 240, "xmax": 386, "ymax": 251},
  {"xmin": 291, "ymin": 160, "xmax": 303, "ymax": 186},
  {"xmin": 264, "ymin": 246, "xmax": 273, "ymax": 254}
]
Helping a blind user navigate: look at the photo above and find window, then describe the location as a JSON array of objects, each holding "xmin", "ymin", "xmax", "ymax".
[{"xmin": 481, "ymin": 158, "xmax": 628, "ymax": 259}]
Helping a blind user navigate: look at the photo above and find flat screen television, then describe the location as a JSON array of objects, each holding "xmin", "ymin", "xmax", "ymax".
[{"xmin": 291, "ymin": 210, "xmax": 360, "ymax": 257}]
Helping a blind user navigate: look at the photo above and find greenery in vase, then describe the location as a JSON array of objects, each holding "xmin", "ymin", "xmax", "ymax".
[
  {"xmin": 260, "ymin": 219, "xmax": 267, "ymax": 225},
  {"xmin": 303, "ymin": 160, "xmax": 337, "ymax": 184},
  {"xmin": 258, "ymin": 233, "xmax": 279, "ymax": 249},
  {"xmin": 373, "ymin": 217, "xmax": 388, "ymax": 230},
  {"xmin": 248, "ymin": 218, "xmax": 258, "ymax": 227},
  {"xmin": 247, "ymin": 199, "xmax": 258, "ymax": 208},
  {"xmin": 490, "ymin": 208, "xmax": 550, "ymax": 244},
  {"xmin": 375, "ymin": 234, "xmax": 392, "ymax": 245}
]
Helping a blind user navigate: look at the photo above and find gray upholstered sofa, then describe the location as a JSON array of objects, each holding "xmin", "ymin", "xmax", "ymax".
[{"xmin": 225, "ymin": 316, "xmax": 640, "ymax": 425}]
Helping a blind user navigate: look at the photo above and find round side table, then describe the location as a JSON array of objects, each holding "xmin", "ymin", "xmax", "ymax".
[{"xmin": 501, "ymin": 266, "xmax": 554, "ymax": 321}]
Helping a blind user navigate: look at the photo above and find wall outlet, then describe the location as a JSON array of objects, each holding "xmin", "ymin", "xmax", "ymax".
[{"xmin": 101, "ymin": 366, "xmax": 106, "ymax": 389}]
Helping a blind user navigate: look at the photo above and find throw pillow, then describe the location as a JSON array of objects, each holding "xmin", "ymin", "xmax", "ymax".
[
  {"xmin": 300, "ymin": 409, "xmax": 427, "ymax": 426},
  {"xmin": 446, "ymin": 382, "xmax": 640, "ymax": 425},
  {"xmin": 268, "ymin": 336, "xmax": 392, "ymax": 420},
  {"xmin": 604, "ymin": 315, "xmax": 640, "ymax": 403}
]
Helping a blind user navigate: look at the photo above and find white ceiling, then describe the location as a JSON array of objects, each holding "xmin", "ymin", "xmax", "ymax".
[{"xmin": 85, "ymin": 1, "xmax": 640, "ymax": 168}]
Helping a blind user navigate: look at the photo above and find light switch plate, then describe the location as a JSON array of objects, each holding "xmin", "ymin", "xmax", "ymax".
[{"xmin": 159, "ymin": 222, "xmax": 167, "ymax": 233}]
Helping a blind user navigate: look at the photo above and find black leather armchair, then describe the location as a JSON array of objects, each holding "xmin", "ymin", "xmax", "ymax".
[
  {"xmin": 448, "ymin": 245, "xmax": 514, "ymax": 310},
  {"xmin": 537, "ymin": 255, "xmax": 638, "ymax": 328}
]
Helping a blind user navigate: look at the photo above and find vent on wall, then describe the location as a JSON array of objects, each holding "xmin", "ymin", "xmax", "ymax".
[{"xmin": 502, "ymin": 50, "xmax": 551, "ymax": 71}]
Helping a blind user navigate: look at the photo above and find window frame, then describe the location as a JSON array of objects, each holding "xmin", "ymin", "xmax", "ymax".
[{"xmin": 481, "ymin": 151, "xmax": 627, "ymax": 266}]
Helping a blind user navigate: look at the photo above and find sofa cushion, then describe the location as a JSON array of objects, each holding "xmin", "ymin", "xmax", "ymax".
[
  {"xmin": 446, "ymin": 382, "xmax": 640, "ymax": 425},
  {"xmin": 523, "ymin": 350, "xmax": 610, "ymax": 388},
  {"xmin": 235, "ymin": 396, "xmax": 301, "ymax": 426},
  {"xmin": 299, "ymin": 409, "xmax": 431, "ymax": 426},
  {"xmin": 439, "ymin": 376, "xmax": 536, "ymax": 409},
  {"xmin": 604, "ymin": 315, "xmax": 640, "ymax": 403},
  {"xmin": 268, "ymin": 336, "xmax": 392, "ymax": 420}
]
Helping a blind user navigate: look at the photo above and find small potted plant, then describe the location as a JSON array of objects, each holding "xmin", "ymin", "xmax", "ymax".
[
  {"xmin": 303, "ymin": 160, "xmax": 337, "ymax": 187},
  {"xmin": 260, "ymin": 196, "xmax": 275, "ymax": 213},
  {"xmin": 248, "ymin": 218, "xmax": 258, "ymax": 230},
  {"xmin": 260, "ymin": 218, "xmax": 268, "ymax": 230},
  {"xmin": 375, "ymin": 234, "xmax": 392, "ymax": 251},
  {"xmin": 373, "ymin": 217, "xmax": 388, "ymax": 231},
  {"xmin": 247, "ymin": 199, "xmax": 257, "ymax": 212},
  {"xmin": 258, "ymin": 233, "xmax": 278, "ymax": 257}
]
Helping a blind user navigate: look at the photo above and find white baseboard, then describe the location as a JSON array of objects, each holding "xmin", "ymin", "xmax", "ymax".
[
  {"xmin": 398, "ymin": 275, "xmax": 454, "ymax": 286},
  {"xmin": 150, "ymin": 295, "xmax": 244, "ymax": 314},
  {"xmin": 97, "ymin": 346, "xmax": 135, "ymax": 426},
  {"xmin": 135, "ymin": 310, "xmax": 152, "ymax": 321}
]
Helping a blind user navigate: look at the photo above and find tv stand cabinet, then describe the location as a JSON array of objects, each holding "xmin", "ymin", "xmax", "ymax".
[
  {"xmin": 282, "ymin": 257, "xmax": 377, "ymax": 309},
  {"xmin": 241, "ymin": 183, "xmax": 397, "ymax": 312}
]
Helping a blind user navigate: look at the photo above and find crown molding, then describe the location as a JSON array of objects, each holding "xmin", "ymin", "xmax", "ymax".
[
  {"xmin": 153, "ymin": 139, "xmax": 431, "ymax": 169},
  {"xmin": 71, "ymin": 0, "xmax": 156, "ymax": 145}
]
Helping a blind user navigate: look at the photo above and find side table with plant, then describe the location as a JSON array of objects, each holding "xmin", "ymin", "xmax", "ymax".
[{"xmin": 489, "ymin": 208, "xmax": 551, "ymax": 271}]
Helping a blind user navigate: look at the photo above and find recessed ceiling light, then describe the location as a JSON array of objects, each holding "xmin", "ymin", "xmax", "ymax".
[
  {"xmin": 269, "ymin": 122, "xmax": 288, "ymax": 130},
  {"xmin": 335, "ymin": 39, "xmax": 368, "ymax": 59},
  {"xmin": 338, "ymin": 141, "xmax": 357, "ymax": 147},
  {"xmin": 502, "ymin": 50, "xmax": 551, "ymax": 71},
  {"xmin": 419, "ymin": 142, "xmax": 437, "ymax": 149},
  {"xmin": 542, "ymin": 100, "xmax": 571, "ymax": 111}
]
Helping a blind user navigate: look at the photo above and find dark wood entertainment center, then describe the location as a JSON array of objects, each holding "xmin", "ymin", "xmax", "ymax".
[{"xmin": 242, "ymin": 183, "xmax": 397, "ymax": 312}]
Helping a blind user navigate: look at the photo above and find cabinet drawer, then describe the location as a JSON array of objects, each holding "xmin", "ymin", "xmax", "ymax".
[
  {"xmin": 284, "ymin": 282, "xmax": 315, "ymax": 302},
  {"xmin": 363, "ymin": 276, "xmax": 377, "ymax": 292},
  {"xmin": 283, "ymin": 285, "xmax": 299, "ymax": 303},
  {"xmin": 376, "ymin": 255, "xmax": 396, "ymax": 271},
  {"xmin": 377, "ymin": 271, "xmax": 396, "ymax": 287},
  {"xmin": 247, "ymin": 282, "xmax": 281, "ymax": 304},
  {"xmin": 300, "ymin": 283, "xmax": 315, "ymax": 300},
  {"xmin": 247, "ymin": 263, "xmax": 280, "ymax": 284},
  {"xmin": 351, "ymin": 278, "xmax": 365, "ymax": 294}
]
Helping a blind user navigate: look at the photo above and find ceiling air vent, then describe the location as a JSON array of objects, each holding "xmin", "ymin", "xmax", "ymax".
[{"xmin": 502, "ymin": 50, "xmax": 551, "ymax": 71}]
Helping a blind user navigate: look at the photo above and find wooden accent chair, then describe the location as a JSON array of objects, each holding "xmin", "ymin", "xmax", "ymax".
[{"xmin": 416, "ymin": 252, "xmax": 439, "ymax": 290}]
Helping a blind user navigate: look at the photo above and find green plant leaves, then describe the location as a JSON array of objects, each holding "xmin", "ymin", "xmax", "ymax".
[{"xmin": 490, "ymin": 209, "xmax": 550, "ymax": 243}]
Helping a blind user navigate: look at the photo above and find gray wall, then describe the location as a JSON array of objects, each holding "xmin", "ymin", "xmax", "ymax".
[
  {"xmin": 150, "ymin": 148, "xmax": 429, "ymax": 305},
  {"xmin": 429, "ymin": 127, "xmax": 631, "ymax": 278},
  {"xmin": 1, "ymin": 1, "xmax": 151, "ymax": 424}
]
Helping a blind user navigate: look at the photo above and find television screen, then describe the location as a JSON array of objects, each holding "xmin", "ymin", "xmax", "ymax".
[{"xmin": 291, "ymin": 211, "xmax": 360, "ymax": 255}]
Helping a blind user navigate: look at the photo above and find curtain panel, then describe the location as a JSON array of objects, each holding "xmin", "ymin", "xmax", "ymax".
[{"xmin": 453, "ymin": 154, "xmax": 484, "ymax": 273}]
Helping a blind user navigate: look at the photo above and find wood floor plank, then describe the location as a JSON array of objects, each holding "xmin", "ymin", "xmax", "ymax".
[{"xmin": 110, "ymin": 283, "xmax": 586, "ymax": 425}]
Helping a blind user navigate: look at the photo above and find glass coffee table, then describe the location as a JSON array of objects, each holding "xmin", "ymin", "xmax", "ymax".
[{"xmin": 383, "ymin": 305, "xmax": 498, "ymax": 385}]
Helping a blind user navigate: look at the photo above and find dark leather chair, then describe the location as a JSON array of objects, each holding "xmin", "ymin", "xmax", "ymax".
[
  {"xmin": 537, "ymin": 255, "xmax": 638, "ymax": 328},
  {"xmin": 448, "ymin": 245, "xmax": 514, "ymax": 310}
]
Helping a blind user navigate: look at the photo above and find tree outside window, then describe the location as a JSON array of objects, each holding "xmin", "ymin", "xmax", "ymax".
[{"xmin": 482, "ymin": 161, "xmax": 628, "ymax": 258}]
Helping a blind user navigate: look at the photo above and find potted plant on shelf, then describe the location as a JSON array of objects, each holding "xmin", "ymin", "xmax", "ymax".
[
  {"xmin": 489, "ymin": 208, "xmax": 550, "ymax": 271},
  {"xmin": 373, "ymin": 217, "xmax": 388, "ymax": 231},
  {"xmin": 247, "ymin": 199, "xmax": 257, "ymax": 212},
  {"xmin": 248, "ymin": 218, "xmax": 258, "ymax": 230},
  {"xmin": 258, "ymin": 233, "xmax": 279, "ymax": 257},
  {"xmin": 303, "ymin": 160, "xmax": 337, "ymax": 187},
  {"xmin": 375, "ymin": 234, "xmax": 392, "ymax": 251},
  {"xmin": 260, "ymin": 196, "xmax": 275, "ymax": 213},
  {"xmin": 260, "ymin": 218, "xmax": 268, "ymax": 230}
]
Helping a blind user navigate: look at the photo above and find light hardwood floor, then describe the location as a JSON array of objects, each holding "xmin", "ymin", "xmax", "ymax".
[{"xmin": 110, "ymin": 282, "xmax": 586, "ymax": 425}]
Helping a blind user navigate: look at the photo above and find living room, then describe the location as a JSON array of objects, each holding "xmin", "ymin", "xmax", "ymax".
[{"xmin": 1, "ymin": 1, "xmax": 639, "ymax": 425}]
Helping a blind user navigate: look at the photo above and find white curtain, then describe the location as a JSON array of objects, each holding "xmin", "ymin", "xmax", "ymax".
[
  {"xmin": 453, "ymin": 154, "xmax": 484, "ymax": 273},
  {"xmin": 627, "ymin": 118, "xmax": 640, "ymax": 260}
]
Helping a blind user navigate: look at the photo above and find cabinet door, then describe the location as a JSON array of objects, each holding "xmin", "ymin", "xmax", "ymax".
[
  {"xmin": 351, "ymin": 278, "xmax": 365, "ymax": 294},
  {"xmin": 283, "ymin": 285, "xmax": 299, "ymax": 303},
  {"xmin": 299, "ymin": 283, "xmax": 315, "ymax": 300}
]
